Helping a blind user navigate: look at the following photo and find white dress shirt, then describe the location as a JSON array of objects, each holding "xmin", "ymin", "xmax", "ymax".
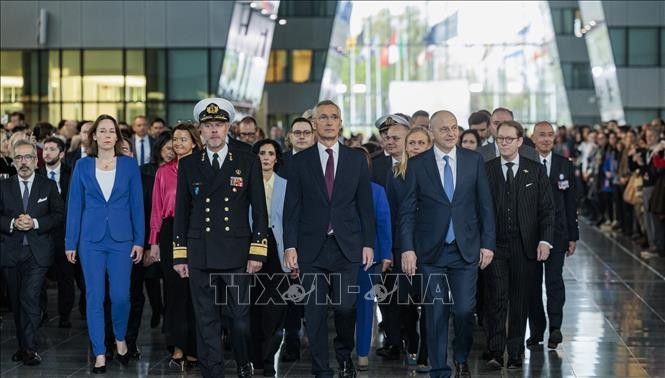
[
  {"xmin": 46, "ymin": 163, "xmax": 62, "ymax": 193},
  {"xmin": 433, "ymin": 144, "xmax": 457, "ymax": 189},
  {"xmin": 81, "ymin": 146, "xmax": 88, "ymax": 159},
  {"xmin": 318, "ymin": 141, "xmax": 339, "ymax": 177},
  {"xmin": 134, "ymin": 135, "xmax": 151, "ymax": 165},
  {"xmin": 10, "ymin": 173, "xmax": 40, "ymax": 232},
  {"xmin": 96, "ymin": 168, "xmax": 116, "ymax": 202},
  {"xmin": 540, "ymin": 152, "xmax": 552, "ymax": 177},
  {"xmin": 207, "ymin": 144, "xmax": 229, "ymax": 169}
]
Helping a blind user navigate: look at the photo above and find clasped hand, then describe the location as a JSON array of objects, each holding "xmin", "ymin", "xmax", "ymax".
[{"xmin": 14, "ymin": 214, "xmax": 34, "ymax": 231}]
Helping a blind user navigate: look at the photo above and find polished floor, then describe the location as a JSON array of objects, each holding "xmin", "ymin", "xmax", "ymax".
[{"xmin": 1, "ymin": 221, "xmax": 663, "ymax": 377}]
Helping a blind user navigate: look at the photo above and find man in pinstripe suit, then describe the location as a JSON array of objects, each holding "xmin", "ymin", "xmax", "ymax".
[{"xmin": 484, "ymin": 120, "xmax": 555, "ymax": 370}]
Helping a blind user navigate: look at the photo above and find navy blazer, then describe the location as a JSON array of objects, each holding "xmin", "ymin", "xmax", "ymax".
[
  {"xmin": 65, "ymin": 156, "xmax": 145, "ymax": 250},
  {"xmin": 283, "ymin": 144, "xmax": 375, "ymax": 264},
  {"xmin": 547, "ymin": 153, "xmax": 579, "ymax": 252},
  {"xmin": 399, "ymin": 147, "xmax": 496, "ymax": 264}
]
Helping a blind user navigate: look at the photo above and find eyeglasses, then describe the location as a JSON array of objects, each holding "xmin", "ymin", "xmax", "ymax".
[
  {"xmin": 172, "ymin": 137, "xmax": 191, "ymax": 143},
  {"xmin": 291, "ymin": 130, "xmax": 313, "ymax": 137},
  {"xmin": 316, "ymin": 114, "xmax": 340, "ymax": 122},
  {"xmin": 496, "ymin": 136, "xmax": 519, "ymax": 144},
  {"xmin": 14, "ymin": 154, "xmax": 35, "ymax": 162}
]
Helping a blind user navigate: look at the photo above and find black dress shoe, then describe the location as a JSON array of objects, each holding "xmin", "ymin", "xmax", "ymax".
[
  {"xmin": 92, "ymin": 365, "xmax": 107, "ymax": 374},
  {"xmin": 23, "ymin": 351, "xmax": 42, "ymax": 366},
  {"xmin": 116, "ymin": 350, "xmax": 130, "ymax": 367},
  {"xmin": 168, "ymin": 357, "xmax": 185, "ymax": 371},
  {"xmin": 59, "ymin": 317, "xmax": 72, "ymax": 328},
  {"xmin": 237, "ymin": 362, "xmax": 253, "ymax": 378},
  {"xmin": 338, "ymin": 359, "xmax": 356, "ymax": 378},
  {"xmin": 507, "ymin": 358, "xmax": 522, "ymax": 370},
  {"xmin": 150, "ymin": 312, "xmax": 161, "ymax": 328},
  {"xmin": 11, "ymin": 350, "xmax": 23, "ymax": 362},
  {"xmin": 127, "ymin": 345, "xmax": 141, "ymax": 359},
  {"xmin": 376, "ymin": 344, "xmax": 401, "ymax": 360},
  {"xmin": 548, "ymin": 329, "xmax": 563, "ymax": 349},
  {"xmin": 454, "ymin": 361, "xmax": 471, "ymax": 378},
  {"xmin": 486, "ymin": 357, "xmax": 503, "ymax": 370},
  {"xmin": 526, "ymin": 336, "xmax": 543, "ymax": 347},
  {"xmin": 281, "ymin": 348, "xmax": 300, "ymax": 362},
  {"xmin": 263, "ymin": 365, "xmax": 276, "ymax": 377},
  {"xmin": 39, "ymin": 312, "xmax": 49, "ymax": 327}
]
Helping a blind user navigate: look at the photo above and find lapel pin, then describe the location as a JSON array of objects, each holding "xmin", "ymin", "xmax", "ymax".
[
  {"xmin": 229, "ymin": 152, "xmax": 233, "ymax": 161},
  {"xmin": 235, "ymin": 169, "xmax": 241, "ymax": 175}
]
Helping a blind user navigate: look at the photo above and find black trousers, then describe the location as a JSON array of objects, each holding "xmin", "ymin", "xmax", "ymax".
[
  {"xmin": 528, "ymin": 250, "xmax": 566, "ymax": 336},
  {"xmin": 125, "ymin": 262, "xmax": 145, "ymax": 349},
  {"xmin": 485, "ymin": 241, "xmax": 538, "ymax": 360},
  {"xmin": 159, "ymin": 218, "xmax": 197, "ymax": 356},
  {"xmin": 300, "ymin": 235, "xmax": 357, "ymax": 377},
  {"xmin": 377, "ymin": 270, "xmax": 401, "ymax": 348},
  {"xmin": 250, "ymin": 230, "xmax": 288, "ymax": 369},
  {"xmin": 190, "ymin": 265, "xmax": 250, "ymax": 378},
  {"xmin": 4, "ymin": 247, "xmax": 49, "ymax": 352}
]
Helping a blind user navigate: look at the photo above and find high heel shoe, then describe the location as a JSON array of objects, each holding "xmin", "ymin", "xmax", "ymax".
[
  {"xmin": 168, "ymin": 357, "xmax": 185, "ymax": 372},
  {"xmin": 92, "ymin": 365, "xmax": 107, "ymax": 374},
  {"xmin": 116, "ymin": 351, "xmax": 130, "ymax": 367}
]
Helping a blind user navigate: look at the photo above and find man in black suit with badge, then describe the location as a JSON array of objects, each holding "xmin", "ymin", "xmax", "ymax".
[
  {"xmin": 1, "ymin": 139, "xmax": 64, "ymax": 366},
  {"xmin": 527, "ymin": 121, "xmax": 579, "ymax": 350},
  {"xmin": 173, "ymin": 98, "xmax": 268, "ymax": 378},
  {"xmin": 284, "ymin": 100, "xmax": 375, "ymax": 378},
  {"xmin": 484, "ymin": 120, "xmax": 555, "ymax": 370}
]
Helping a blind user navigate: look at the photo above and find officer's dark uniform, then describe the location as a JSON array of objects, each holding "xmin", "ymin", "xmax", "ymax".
[{"xmin": 173, "ymin": 98, "xmax": 268, "ymax": 378}]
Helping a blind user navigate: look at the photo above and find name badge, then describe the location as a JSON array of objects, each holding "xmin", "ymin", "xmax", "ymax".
[
  {"xmin": 230, "ymin": 176, "xmax": 244, "ymax": 188},
  {"xmin": 557, "ymin": 175, "xmax": 569, "ymax": 190}
]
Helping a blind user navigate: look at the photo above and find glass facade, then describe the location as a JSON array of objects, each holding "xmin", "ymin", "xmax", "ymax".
[
  {"xmin": 609, "ymin": 27, "xmax": 665, "ymax": 67},
  {"xmin": 266, "ymin": 49, "xmax": 328, "ymax": 83},
  {"xmin": 0, "ymin": 48, "xmax": 225, "ymax": 125},
  {"xmin": 320, "ymin": 1, "xmax": 572, "ymax": 131}
]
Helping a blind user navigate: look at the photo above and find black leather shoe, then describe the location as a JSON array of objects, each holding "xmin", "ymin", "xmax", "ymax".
[
  {"xmin": 454, "ymin": 361, "xmax": 471, "ymax": 378},
  {"xmin": 548, "ymin": 329, "xmax": 563, "ymax": 349},
  {"xmin": 116, "ymin": 351, "xmax": 130, "ymax": 367},
  {"xmin": 127, "ymin": 345, "xmax": 141, "ymax": 359},
  {"xmin": 376, "ymin": 344, "xmax": 401, "ymax": 360},
  {"xmin": 526, "ymin": 336, "xmax": 543, "ymax": 348},
  {"xmin": 338, "ymin": 359, "xmax": 356, "ymax": 378},
  {"xmin": 237, "ymin": 362, "xmax": 253, "ymax": 378},
  {"xmin": 263, "ymin": 365, "xmax": 276, "ymax": 377},
  {"xmin": 281, "ymin": 348, "xmax": 300, "ymax": 362},
  {"xmin": 486, "ymin": 357, "xmax": 503, "ymax": 370},
  {"xmin": 507, "ymin": 358, "xmax": 522, "ymax": 370},
  {"xmin": 59, "ymin": 317, "xmax": 72, "ymax": 329},
  {"xmin": 11, "ymin": 350, "xmax": 23, "ymax": 362},
  {"xmin": 39, "ymin": 312, "xmax": 49, "ymax": 327},
  {"xmin": 23, "ymin": 351, "xmax": 42, "ymax": 366}
]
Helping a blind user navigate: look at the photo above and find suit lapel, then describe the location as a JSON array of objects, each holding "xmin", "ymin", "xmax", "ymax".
[
  {"xmin": 425, "ymin": 149, "xmax": 448, "ymax": 204},
  {"xmin": 26, "ymin": 175, "xmax": 44, "ymax": 212},
  {"xmin": 88, "ymin": 159, "xmax": 107, "ymax": 201},
  {"xmin": 198, "ymin": 150, "xmax": 215, "ymax": 184},
  {"xmin": 331, "ymin": 146, "xmax": 349, "ymax": 203},
  {"xmin": 549, "ymin": 155, "xmax": 560, "ymax": 182},
  {"xmin": 452, "ymin": 150, "xmax": 466, "ymax": 201},
  {"xmin": 309, "ymin": 147, "xmax": 329, "ymax": 203},
  {"xmin": 516, "ymin": 157, "xmax": 530, "ymax": 198}
]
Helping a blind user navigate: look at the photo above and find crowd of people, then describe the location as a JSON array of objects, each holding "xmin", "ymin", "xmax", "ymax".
[{"xmin": 0, "ymin": 101, "xmax": 663, "ymax": 378}]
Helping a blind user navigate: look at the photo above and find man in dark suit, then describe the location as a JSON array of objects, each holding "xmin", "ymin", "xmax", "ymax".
[
  {"xmin": 130, "ymin": 116, "xmax": 155, "ymax": 167},
  {"xmin": 284, "ymin": 100, "xmax": 375, "ymax": 378},
  {"xmin": 278, "ymin": 117, "xmax": 316, "ymax": 182},
  {"xmin": 227, "ymin": 134, "xmax": 252, "ymax": 152},
  {"xmin": 400, "ymin": 110, "xmax": 496, "ymax": 378},
  {"xmin": 0, "ymin": 139, "xmax": 65, "ymax": 365},
  {"xmin": 371, "ymin": 113, "xmax": 410, "ymax": 359},
  {"xmin": 527, "ymin": 121, "xmax": 579, "ymax": 349},
  {"xmin": 173, "ymin": 98, "xmax": 268, "ymax": 378},
  {"xmin": 478, "ymin": 108, "xmax": 539, "ymax": 162},
  {"xmin": 37, "ymin": 137, "xmax": 84, "ymax": 329},
  {"xmin": 64, "ymin": 121, "xmax": 92, "ymax": 168},
  {"xmin": 484, "ymin": 120, "xmax": 555, "ymax": 370}
]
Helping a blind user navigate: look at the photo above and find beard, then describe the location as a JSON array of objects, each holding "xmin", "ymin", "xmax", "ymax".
[{"xmin": 45, "ymin": 156, "xmax": 60, "ymax": 166}]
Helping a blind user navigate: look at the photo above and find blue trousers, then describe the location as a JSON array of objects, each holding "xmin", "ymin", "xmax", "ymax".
[
  {"xmin": 421, "ymin": 245, "xmax": 477, "ymax": 378},
  {"xmin": 355, "ymin": 264, "xmax": 378, "ymax": 357},
  {"xmin": 79, "ymin": 233, "xmax": 133, "ymax": 357}
]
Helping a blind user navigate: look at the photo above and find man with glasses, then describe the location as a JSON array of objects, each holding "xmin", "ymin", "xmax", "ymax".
[
  {"xmin": 237, "ymin": 116, "xmax": 260, "ymax": 145},
  {"xmin": 400, "ymin": 110, "xmax": 495, "ymax": 378},
  {"xmin": 173, "ymin": 98, "xmax": 268, "ymax": 378},
  {"xmin": 478, "ymin": 107, "xmax": 539, "ymax": 162},
  {"xmin": 483, "ymin": 120, "xmax": 555, "ymax": 370},
  {"xmin": 279, "ymin": 117, "xmax": 316, "ymax": 181},
  {"xmin": 1, "ymin": 140, "xmax": 64, "ymax": 366}
]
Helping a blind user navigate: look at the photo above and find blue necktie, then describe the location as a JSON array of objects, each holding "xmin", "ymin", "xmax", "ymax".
[
  {"xmin": 140, "ymin": 138, "xmax": 145, "ymax": 166},
  {"xmin": 443, "ymin": 156, "xmax": 455, "ymax": 243},
  {"xmin": 49, "ymin": 171, "xmax": 56, "ymax": 181}
]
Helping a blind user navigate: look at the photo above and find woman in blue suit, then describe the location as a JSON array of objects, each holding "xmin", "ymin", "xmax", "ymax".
[
  {"xmin": 249, "ymin": 139, "xmax": 290, "ymax": 376},
  {"xmin": 65, "ymin": 114, "xmax": 144, "ymax": 374},
  {"xmin": 354, "ymin": 147, "xmax": 393, "ymax": 371}
]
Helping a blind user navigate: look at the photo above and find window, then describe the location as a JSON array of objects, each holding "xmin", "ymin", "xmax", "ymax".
[
  {"xmin": 624, "ymin": 108, "xmax": 659, "ymax": 127},
  {"xmin": 550, "ymin": 8, "xmax": 576, "ymax": 36},
  {"xmin": 266, "ymin": 50, "xmax": 287, "ymax": 83},
  {"xmin": 125, "ymin": 50, "xmax": 145, "ymax": 102},
  {"xmin": 210, "ymin": 49, "xmax": 225, "ymax": 95},
  {"xmin": 0, "ymin": 51, "xmax": 23, "ymax": 103},
  {"xmin": 62, "ymin": 50, "xmax": 81, "ymax": 102},
  {"xmin": 291, "ymin": 50, "xmax": 313, "ymax": 83},
  {"xmin": 609, "ymin": 28, "xmax": 626, "ymax": 66},
  {"xmin": 278, "ymin": 1, "xmax": 337, "ymax": 17},
  {"xmin": 627, "ymin": 28, "xmax": 658, "ymax": 66},
  {"xmin": 168, "ymin": 49, "xmax": 208, "ymax": 101},
  {"xmin": 561, "ymin": 62, "xmax": 594, "ymax": 89},
  {"xmin": 662, "ymin": 28, "xmax": 665, "ymax": 67},
  {"xmin": 83, "ymin": 50, "xmax": 123, "ymax": 102}
]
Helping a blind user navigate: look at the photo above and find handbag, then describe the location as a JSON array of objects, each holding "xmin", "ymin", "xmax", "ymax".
[{"xmin": 623, "ymin": 173, "xmax": 643, "ymax": 206}]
